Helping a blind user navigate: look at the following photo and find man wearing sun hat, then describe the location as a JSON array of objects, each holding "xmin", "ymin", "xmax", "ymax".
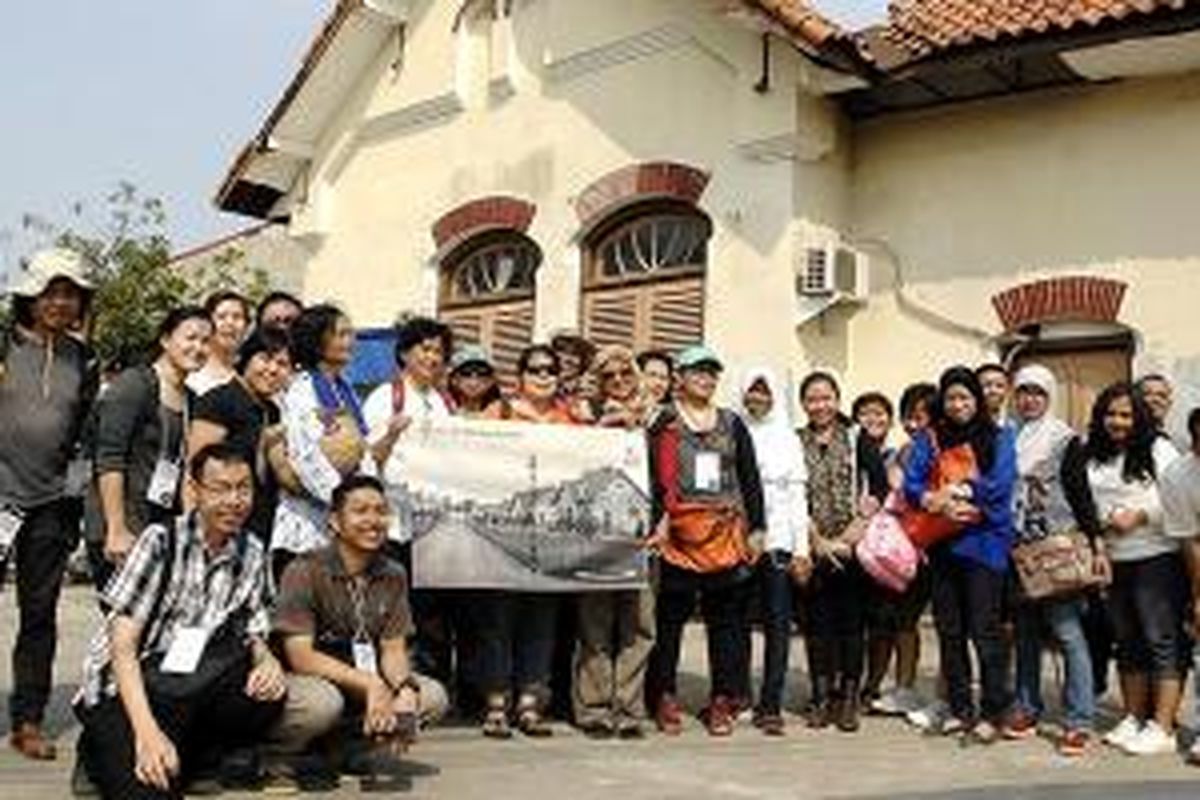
[{"xmin": 1, "ymin": 247, "xmax": 99, "ymax": 760}]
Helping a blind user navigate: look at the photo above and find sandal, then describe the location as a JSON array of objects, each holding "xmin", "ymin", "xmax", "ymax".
[
  {"xmin": 482, "ymin": 707, "xmax": 512, "ymax": 739},
  {"xmin": 514, "ymin": 697, "xmax": 553, "ymax": 738}
]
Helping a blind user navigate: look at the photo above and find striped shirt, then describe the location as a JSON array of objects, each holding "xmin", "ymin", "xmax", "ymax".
[{"xmin": 79, "ymin": 513, "xmax": 269, "ymax": 706}]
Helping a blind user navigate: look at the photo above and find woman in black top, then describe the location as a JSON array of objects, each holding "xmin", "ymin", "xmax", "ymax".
[
  {"xmin": 86, "ymin": 306, "xmax": 211, "ymax": 592},
  {"xmin": 188, "ymin": 327, "xmax": 292, "ymax": 545}
]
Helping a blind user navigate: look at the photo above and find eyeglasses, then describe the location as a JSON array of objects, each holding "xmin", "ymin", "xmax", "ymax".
[
  {"xmin": 524, "ymin": 365, "xmax": 559, "ymax": 378},
  {"xmin": 200, "ymin": 482, "xmax": 253, "ymax": 502}
]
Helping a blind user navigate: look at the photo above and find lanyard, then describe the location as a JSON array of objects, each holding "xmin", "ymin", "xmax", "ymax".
[
  {"xmin": 348, "ymin": 576, "xmax": 370, "ymax": 643},
  {"xmin": 155, "ymin": 399, "xmax": 189, "ymax": 466}
]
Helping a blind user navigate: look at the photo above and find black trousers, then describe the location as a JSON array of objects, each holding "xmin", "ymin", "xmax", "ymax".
[
  {"xmin": 930, "ymin": 549, "xmax": 1010, "ymax": 722},
  {"xmin": 8, "ymin": 500, "xmax": 75, "ymax": 727},
  {"xmin": 805, "ymin": 559, "xmax": 869, "ymax": 685},
  {"xmin": 755, "ymin": 552, "xmax": 795, "ymax": 713},
  {"xmin": 468, "ymin": 591, "xmax": 559, "ymax": 700},
  {"xmin": 652, "ymin": 562, "xmax": 751, "ymax": 702},
  {"xmin": 77, "ymin": 660, "xmax": 284, "ymax": 800},
  {"xmin": 1107, "ymin": 552, "xmax": 1190, "ymax": 678}
]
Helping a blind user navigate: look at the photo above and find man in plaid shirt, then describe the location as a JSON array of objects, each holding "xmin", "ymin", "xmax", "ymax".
[{"xmin": 74, "ymin": 443, "xmax": 286, "ymax": 799}]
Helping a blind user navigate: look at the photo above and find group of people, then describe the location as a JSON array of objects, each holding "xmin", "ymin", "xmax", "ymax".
[{"xmin": 3, "ymin": 247, "xmax": 1200, "ymax": 798}]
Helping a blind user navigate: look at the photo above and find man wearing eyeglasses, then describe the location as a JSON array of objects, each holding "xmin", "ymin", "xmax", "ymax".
[{"xmin": 74, "ymin": 443, "xmax": 285, "ymax": 799}]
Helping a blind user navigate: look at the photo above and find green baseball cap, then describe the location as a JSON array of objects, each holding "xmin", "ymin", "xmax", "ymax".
[
  {"xmin": 449, "ymin": 344, "xmax": 493, "ymax": 373},
  {"xmin": 676, "ymin": 345, "xmax": 723, "ymax": 372}
]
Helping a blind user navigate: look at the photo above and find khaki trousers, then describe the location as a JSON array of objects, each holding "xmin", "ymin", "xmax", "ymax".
[{"xmin": 573, "ymin": 589, "xmax": 655, "ymax": 726}]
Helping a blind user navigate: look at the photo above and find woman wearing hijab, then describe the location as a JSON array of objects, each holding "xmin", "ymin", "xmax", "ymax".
[
  {"xmin": 798, "ymin": 371, "xmax": 888, "ymax": 733},
  {"xmin": 1084, "ymin": 383, "xmax": 1184, "ymax": 756},
  {"xmin": 573, "ymin": 345, "xmax": 656, "ymax": 738},
  {"xmin": 1003, "ymin": 365, "xmax": 1102, "ymax": 756},
  {"xmin": 738, "ymin": 367, "xmax": 810, "ymax": 735},
  {"xmin": 902, "ymin": 366, "xmax": 1017, "ymax": 742}
]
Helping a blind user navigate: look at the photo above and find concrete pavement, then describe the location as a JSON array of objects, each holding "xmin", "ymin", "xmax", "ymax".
[{"xmin": 2, "ymin": 585, "xmax": 1200, "ymax": 798}]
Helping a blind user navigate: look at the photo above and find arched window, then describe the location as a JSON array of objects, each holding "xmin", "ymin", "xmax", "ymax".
[
  {"xmin": 581, "ymin": 201, "xmax": 710, "ymax": 352},
  {"xmin": 438, "ymin": 229, "xmax": 540, "ymax": 381}
]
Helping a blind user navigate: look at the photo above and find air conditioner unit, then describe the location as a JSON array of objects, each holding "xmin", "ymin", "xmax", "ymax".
[{"xmin": 796, "ymin": 245, "xmax": 869, "ymax": 300}]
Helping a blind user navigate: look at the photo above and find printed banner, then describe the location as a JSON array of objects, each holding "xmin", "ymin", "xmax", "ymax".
[{"xmin": 401, "ymin": 418, "xmax": 651, "ymax": 591}]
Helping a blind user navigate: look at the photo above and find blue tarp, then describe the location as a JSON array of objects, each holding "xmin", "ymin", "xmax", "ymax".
[{"xmin": 346, "ymin": 327, "xmax": 397, "ymax": 389}]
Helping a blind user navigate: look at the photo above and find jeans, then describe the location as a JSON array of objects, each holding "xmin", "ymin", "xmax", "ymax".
[
  {"xmin": 470, "ymin": 592, "xmax": 559, "ymax": 700},
  {"xmin": 1107, "ymin": 552, "xmax": 1190, "ymax": 678},
  {"xmin": 1014, "ymin": 597, "xmax": 1095, "ymax": 731},
  {"xmin": 756, "ymin": 552, "xmax": 795, "ymax": 714},
  {"xmin": 805, "ymin": 559, "xmax": 868, "ymax": 684},
  {"xmin": 652, "ymin": 562, "xmax": 750, "ymax": 701},
  {"xmin": 8, "ymin": 500, "xmax": 75, "ymax": 727},
  {"xmin": 77, "ymin": 657, "xmax": 284, "ymax": 799},
  {"xmin": 930, "ymin": 549, "xmax": 1010, "ymax": 722}
]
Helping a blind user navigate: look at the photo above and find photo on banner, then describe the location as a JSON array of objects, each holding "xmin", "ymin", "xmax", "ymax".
[{"xmin": 403, "ymin": 418, "xmax": 651, "ymax": 591}]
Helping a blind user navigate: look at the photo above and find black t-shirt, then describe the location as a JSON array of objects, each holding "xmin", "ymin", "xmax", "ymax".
[{"xmin": 194, "ymin": 380, "xmax": 281, "ymax": 542}]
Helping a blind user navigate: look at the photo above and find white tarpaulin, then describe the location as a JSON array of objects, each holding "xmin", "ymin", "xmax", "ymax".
[{"xmin": 400, "ymin": 417, "xmax": 651, "ymax": 591}]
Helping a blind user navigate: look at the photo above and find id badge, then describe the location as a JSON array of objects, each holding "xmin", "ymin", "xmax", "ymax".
[
  {"xmin": 146, "ymin": 459, "xmax": 182, "ymax": 509},
  {"xmin": 352, "ymin": 640, "xmax": 378, "ymax": 674},
  {"xmin": 694, "ymin": 451, "xmax": 721, "ymax": 492},
  {"xmin": 0, "ymin": 506, "xmax": 26, "ymax": 550},
  {"xmin": 160, "ymin": 627, "xmax": 209, "ymax": 674}
]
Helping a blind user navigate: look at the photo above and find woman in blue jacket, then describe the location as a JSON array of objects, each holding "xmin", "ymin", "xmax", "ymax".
[{"xmin": 903, "ymin": 366, "xmax": 1017, "ymax": 742}]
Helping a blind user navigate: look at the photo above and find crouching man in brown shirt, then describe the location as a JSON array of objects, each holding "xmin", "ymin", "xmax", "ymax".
[{"xmin": 268, "ymin": 475, "xmax": 447, "ymax": 789}]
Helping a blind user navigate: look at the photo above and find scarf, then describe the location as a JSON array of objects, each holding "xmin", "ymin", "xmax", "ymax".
[
  {"xmin": 309, "ymin": 370, "xmax": 367, "ymax": 434},
  {"xmin": 739, "ymin": 366, "xmax": 802, "ymax": 484}
]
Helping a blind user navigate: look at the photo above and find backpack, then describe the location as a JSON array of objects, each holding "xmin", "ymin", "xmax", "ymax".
[{"xmin": 856, "ymin": 495, "xmax": 919, "ymax": 593}]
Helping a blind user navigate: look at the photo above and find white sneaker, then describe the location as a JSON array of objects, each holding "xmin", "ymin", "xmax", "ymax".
[
  {"xmin": 906, "ymin": 699, "xmax": 948, "ymax": 731},
  {"xmin": 873, "ymin": 687, "xmax": 924, "ymax": 716},
  {"xmin": 891, "ymin": 687, "xmax": 924, "ymax": 716},
  {"xmin": 1121, "ymin": 722, "xmax": 1177, "ymax": 756},
  {"xmin": 1102, "ymin": 715, "xmax": 1142, "ymax": 749}
]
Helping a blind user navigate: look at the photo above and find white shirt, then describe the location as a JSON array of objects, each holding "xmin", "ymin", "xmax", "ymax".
[
  {"xmin": 363, "ymin": 375, "xmax": 453, "ymax": 544},
  {"xmin": 1162, "ymin": 452, "xmax": 1200, "ymax": 541},
  {"xmin": 1088, "ymin": 438, "xmax": 1180, "ymax": 563}
]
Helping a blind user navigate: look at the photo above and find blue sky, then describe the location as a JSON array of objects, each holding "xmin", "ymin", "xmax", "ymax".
[{"xmin": 0, "ymin": 0, "xmax": 887, "ymax": 273}]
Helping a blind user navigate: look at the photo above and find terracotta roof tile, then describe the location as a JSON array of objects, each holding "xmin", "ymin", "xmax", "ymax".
[
  {"xmin": 885, "ymin": 0, "xmax": 1191, "ymax": 59},
  {"xmin": 745, "ymin": 0, "xmax": 847, "ymax": 47}
]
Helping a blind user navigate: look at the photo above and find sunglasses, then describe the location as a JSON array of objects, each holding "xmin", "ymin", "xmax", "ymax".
[
  {"xmin": 601, "ymin": 368, "xmax": 636, "ymax": 382},
  {"xmin": 524, "ymin": 364, "xmax": 559, "ymax": 378},
  {"xmin": 456, "ymin": 366, "xmax": 493, "ymax": 379}
]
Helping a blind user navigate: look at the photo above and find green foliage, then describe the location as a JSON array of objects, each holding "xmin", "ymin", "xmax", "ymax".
[{"xmin": 14, "ymin": 183, "xmax": 272, "ymax": 365}]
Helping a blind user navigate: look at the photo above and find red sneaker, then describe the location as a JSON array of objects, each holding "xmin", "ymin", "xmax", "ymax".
[
  {"xmin": 655, "ymin": 695, "xmax": 684, "ymax": 736},
  {"xmin": 1058, "ymin": 729, "xmax": 1090, "ymax": 757},
  {"xmin": 1002, "ymin": 709, "xmax": 1038, "ymax": 740},
  {"xmin": 705, "ymin": 696, "xmax": 736, "ymax": 737}
]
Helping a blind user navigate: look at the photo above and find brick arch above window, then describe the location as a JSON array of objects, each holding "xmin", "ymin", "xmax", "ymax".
[
  {"xmin": 574, "ymin": 161, "xmax": 710, "ymax": 239},
  {"xmin": 992, "ymin": 276, "xmax": 1128, "ymax": 333},
  {"xmin": 431, "ymin": 195, "xmax": 537, "ymax": 254}
]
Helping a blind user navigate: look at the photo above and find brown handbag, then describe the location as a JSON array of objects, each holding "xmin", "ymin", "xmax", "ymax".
[
  {"xmin": 660, "ymin": 502, "xmax": 751, "ymax": 574},
  {"xmin": 1011, "ymin": 530, "xmax": 1100, "ymax": 601}
]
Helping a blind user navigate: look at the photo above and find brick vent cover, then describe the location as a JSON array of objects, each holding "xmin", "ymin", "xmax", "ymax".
[
  {"xmin": 432, "ymin": 196, "xmax": 536, "ymax": 250},
  {"xmin": 574, "ymin": 162, "xmax": 710, "ymax": 232},
  {"xmin": 992, "ymin": 275, "xmax": 1127, "ymax": 332}
]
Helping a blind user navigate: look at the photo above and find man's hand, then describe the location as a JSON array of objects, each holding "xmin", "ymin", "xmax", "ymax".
[
  {"xmin": 364, "ymin": 676, "xmax": 397, "ymax": 737},
  {"xmin": 245, "ymin": 654, "xmax": 286, "ymax": 702},
  {"xmin": 104, "ymin": 524, "xmax": 135, "ymax": 565},
  {"xmin": 133, "ymin": 724, "xmax": 179, "ymax": 791},
  {"xmin": 789, "ymin": 554, "xmax": 814, "ymax": 586}
]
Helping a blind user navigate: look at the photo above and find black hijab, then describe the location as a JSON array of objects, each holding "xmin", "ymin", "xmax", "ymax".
[{"xmin": 932, "ymin": 366, "xmax": 998, "ymax": 471}]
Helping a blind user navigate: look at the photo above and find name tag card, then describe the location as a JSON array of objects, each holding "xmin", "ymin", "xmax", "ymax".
[
  {"xmin": 160, "ymin": 627, "xmax": 209, "ymax": 675},
  {"xmin": 352, "ymin": 641, "xmax": 378, "ymax": 674},
  {"xmin": 694, "ymin": 452, "xmax": 721, "ymax": 492},
  {"xmin": 147, "ymin": 459, "xmax": 182, "ymax": 509}
]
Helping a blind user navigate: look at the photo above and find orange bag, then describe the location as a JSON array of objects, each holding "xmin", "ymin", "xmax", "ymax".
[
  {"xmin": 901, "ymin": 441, "xmax": 981, "ymax": 549},
  {"xmin": 660, "ymin": 502, "xmax": 750, "ymax": 574}
]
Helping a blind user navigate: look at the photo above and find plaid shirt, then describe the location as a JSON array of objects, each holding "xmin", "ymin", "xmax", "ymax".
[{"xmin": 79, "ymin": 513, "xmax": 269, "ymax": 706}]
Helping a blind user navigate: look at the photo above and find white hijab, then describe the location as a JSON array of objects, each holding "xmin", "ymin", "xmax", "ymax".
[
  {"xmin": 1015, "ymin": 365, "xmax": 1075, "ymax": 476},
  {"xmin": 739, "ymin": 366, "xmax": 803, "ymax": 483}
]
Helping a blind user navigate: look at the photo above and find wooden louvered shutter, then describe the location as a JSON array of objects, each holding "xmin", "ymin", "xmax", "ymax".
[
  {"xmin": 647, "ymin": 276, "xmax": 704, "ymax": 352},
  {"xmin": 440, "ymin": 300, "xmax": 533, "ymax": 388},
  {"xmin": 582, "ymin": 277, "xmax": 704, "ymax": 354}
]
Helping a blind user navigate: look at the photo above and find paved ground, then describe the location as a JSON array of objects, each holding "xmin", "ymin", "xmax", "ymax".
[{"xmin": 3, "ymin": 586, "xmax": 1200, "ymax": 798}]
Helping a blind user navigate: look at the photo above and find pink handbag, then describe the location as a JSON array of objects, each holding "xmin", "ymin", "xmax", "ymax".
[{"xmin": 856, "ymin": 495, "xmax": 920, "ymax": 593}]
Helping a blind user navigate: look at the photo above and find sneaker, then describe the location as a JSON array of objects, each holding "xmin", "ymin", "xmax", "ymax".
[
  {"xmin": 1102, "ymin": 715, "xmax": 1142, "ymax": 749},
  {"xmin": 933, "ymin": 715, "xmax": 966, "ymax": 737},
  {"xmin": 1058, "ymin": 729, "xmax": 1090, "ymax": 758},
  {"xmin": 1186, "ymin": 738, "xmax": 1200, "ymax": 766},
  {"xmin": 1121, "ymin": 721, "xmax": 1177, "ymax": 756},
  {"xmin": 1002, "ymin": 709, "xmax": 1039, "ymax": 741},
  {"xmin": 753, "ymin": 709, "xmax": 786, "ymax": 737},
  {"xmin": 870, "ymin": 688, "xmax": 904, "ymax": 716},
  {"xmin": 704, "ymin": 696, "xmax": 736, "ymax": 737},
  {"xmin": 970, "ymin": 720, "xmax": 1000, "ymax": 745},
  {"xmin": 907, "ymin": 699, "xmax": 949, "ymax": 732},
  {"xmin": 655, "ymin": 695, "xmax": 685, "ymax": 736}
]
